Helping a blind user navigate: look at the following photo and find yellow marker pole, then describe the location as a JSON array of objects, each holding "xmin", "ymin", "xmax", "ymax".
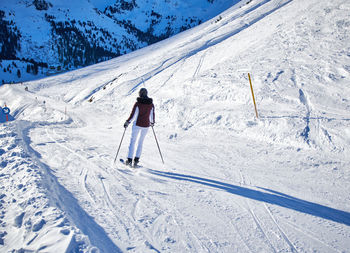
[{"xmin": 248, "ymin": 73, "xmax": 259, "ymax": 119}]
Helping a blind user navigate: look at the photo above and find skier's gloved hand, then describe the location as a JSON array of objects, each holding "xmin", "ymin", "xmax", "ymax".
[
  {"xmin": 124, "ymin": 121, "xmax": 130, "ymax": 128},
  {"xmin": 150, "ymin": 122, "xmax": 155, "ymax": 127}
]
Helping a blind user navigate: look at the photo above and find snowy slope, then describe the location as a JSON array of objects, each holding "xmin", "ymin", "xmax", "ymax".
[
  {"xmin": 1, "ymin": 0, "xmax": 350, "ymax": 252},
  {"xmin": 0, "ymin": 0, "xmax": 237, "ymax": 84}
]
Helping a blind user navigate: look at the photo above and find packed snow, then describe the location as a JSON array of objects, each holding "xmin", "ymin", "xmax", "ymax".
[{"xmin": 1, "ymin": 0, "xmax": 350, "ymax": 252}]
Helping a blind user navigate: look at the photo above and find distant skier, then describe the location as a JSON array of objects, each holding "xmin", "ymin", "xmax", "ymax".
[{"xmin": 124, "ymin": 88, "xmax": 155, "ymax": 167}]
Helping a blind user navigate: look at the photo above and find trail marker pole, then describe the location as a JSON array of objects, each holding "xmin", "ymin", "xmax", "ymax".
[{"xmin": 248, "ymin": 73, "xmax": 259, "ymax": 119}]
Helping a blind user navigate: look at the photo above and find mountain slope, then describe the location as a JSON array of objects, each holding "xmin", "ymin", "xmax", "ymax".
[
  {"xmin": 0, "ymin": 0, "xmax": 237, "ymax": 84},
  {"xmin": 1, "ymin": 0, "xmax": 350, "ymax": 252}
]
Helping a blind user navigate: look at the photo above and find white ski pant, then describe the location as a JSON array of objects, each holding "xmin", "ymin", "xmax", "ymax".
[{"xmin": 127, "ymin": 124, "xmax": 149, "ymax": 159}]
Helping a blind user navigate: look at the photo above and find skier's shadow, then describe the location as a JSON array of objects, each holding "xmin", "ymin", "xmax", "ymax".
[
  {"xmin": 260, "ymin": 115, "xmax": 350, "ymax": 122},
  {"xmin": 148, "ymin": 169, "xmax": 350, "ymax": 227}
]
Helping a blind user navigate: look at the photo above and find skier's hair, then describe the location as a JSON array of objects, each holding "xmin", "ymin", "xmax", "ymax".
[{"xmin": 139, "ymin": 88, "xmax": 148, "ymax": 98}]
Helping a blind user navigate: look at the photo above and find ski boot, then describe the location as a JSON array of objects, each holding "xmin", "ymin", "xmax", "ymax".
[
  {"xmin": 133, "ymin": 157, "xmax": 140, "ymax": 168},
  {"xmin": 125, "ymin": 158, "xmax": 133, "ymax": 167}
]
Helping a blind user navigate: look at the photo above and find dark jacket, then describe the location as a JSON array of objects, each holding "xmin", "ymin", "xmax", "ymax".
[{"xmin": 127, "ymin": 97, "xmax": 155, "ymax": 127}]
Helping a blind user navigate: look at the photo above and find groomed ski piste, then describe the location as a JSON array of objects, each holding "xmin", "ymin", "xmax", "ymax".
[{"xmin": 1, "ymin": 0, "xmax": 350, "ymax": 252}]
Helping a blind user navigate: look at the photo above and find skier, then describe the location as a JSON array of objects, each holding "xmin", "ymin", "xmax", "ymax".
[{"xmin": 124, "ymin": 88, "xmax": 155, "ymax": 167}]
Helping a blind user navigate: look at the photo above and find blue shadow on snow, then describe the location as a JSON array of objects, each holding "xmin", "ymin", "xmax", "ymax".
[
  {"xmin": 19, "ymin": 121, "xmax": 122, "ymax": 252},
  {"xmin": 149, "ymin": 170, "xmax": 350, "ymax": 227}
]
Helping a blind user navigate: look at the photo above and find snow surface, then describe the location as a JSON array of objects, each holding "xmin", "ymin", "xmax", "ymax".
[
  {"xmin": 1, "ymin": 0, "xmax": 350, "ymax": 252},
  {"xmin": 0, "ymin": 0, "xmax": 238, "ymax": 84}
]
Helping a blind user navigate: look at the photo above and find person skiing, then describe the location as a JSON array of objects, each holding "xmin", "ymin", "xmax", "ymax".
[{"xmin": 124, "ymin": 88, "xmax": 155, "ymax": 167}]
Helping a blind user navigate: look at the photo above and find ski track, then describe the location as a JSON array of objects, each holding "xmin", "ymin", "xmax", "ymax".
[
  {"xmin": 282, "ymin": 219, "xmax": 342, "ymax": 253},
  {"xmin": 236, "ymin": 152, "xmax": 344, "ymax": 253},
  {"xmin": 124, "ymin": 0, "xmax": 292, "ymax": 99},
  {"xmin": 238, "ymin": 169, "xmax": 278, "ymax": 252},
  {"xmin": 10, "ymin": 121, "xmax": 123, "ymax": 252},
  {"xmin": 45, "ymin": 128, "xmax": 96, "ymax": 205},
  {"xmin": 192, "ymin": 51, "xmax": 206, "ymax": 80},
  {"xmin": 145, "ymin": 158, "xmax": 286, "ymax": 252},
  {"xmin": 238, "ymin": 163, "xmax": 298, "ymax": 252},
  {"xmin": 229, "ymin": 220, "xmax": 254, "ymax": 253},
  {"xmin": 45, "ymin": 126, "xmax": 164, "ymax": 250},
  {"xmin": 44, "ymin": 122, "xmax": 210, "ymax": 252},
  {"xmin": 264, "ymin": 203, "xmax": 298, "ymax": 252},
  {"xmin": 2, "ymin": 0, "xmax": 350, "ymax": 251}
]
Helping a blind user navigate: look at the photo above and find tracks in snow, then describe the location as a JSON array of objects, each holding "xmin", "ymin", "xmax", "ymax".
[
  {"xmin": 42, "ymin": 124, "xmax": 209, "ymax": 252},
  {"xmin": 238, "ymin": 164, "xmax": 301, "ymax": 252},
  {"xmin": 31, "ymin": 116, "xmax": 343, "ymax": 253},
  {"xmin": 44, "ymin": 126, "xmax": 162, "ymax": 250}
]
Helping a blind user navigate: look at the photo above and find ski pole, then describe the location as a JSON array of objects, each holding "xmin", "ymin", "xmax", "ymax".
[
  {"xmin": 152, "ymin": 126, "xmax": 164, "ymax": 164},
  {"xmin": 114, "ymin": 127, "xmax": 127, "ymax": 164}
]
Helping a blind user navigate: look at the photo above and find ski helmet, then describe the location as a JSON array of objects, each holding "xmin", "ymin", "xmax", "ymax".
[{"xmin": 139, "ymin": 88, "xmax": 148, "ymax": 98}]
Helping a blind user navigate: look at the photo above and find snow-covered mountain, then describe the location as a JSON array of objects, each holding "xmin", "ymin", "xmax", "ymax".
[
  {"xmin": 1, "ymin": 0, "xmax": 350, "ymax": 252},
  {"xmin": 0, "ymin": 0, "xmax": 237, "ymax": 84}
]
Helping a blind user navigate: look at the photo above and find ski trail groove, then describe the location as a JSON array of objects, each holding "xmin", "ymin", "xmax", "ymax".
[
  {"xmin": 47, "ymin": 126, "xmax": 201, "ymax": 251},
  {"xmin": 15, "ymin": 121, "xmax": 123, "ymax": 252},
  {"xmin": 264, "ymin": 203, "xmax": 299, "ymax": 252},
  {"xmin": 45, "ymin": 127, "xmax": 97, "ymax": 204},
  {"xmin": 46, "ymin": 126, "xmax": 165, "ymax": 250},
  {"xmin": 141, "ymin": 168, "xmax": 221, "ymax": 251},
  {"xmin": 282, "ymin": 220, "xmax": 342, "ymax": 253},
  {"xmin": 47, "ymin": 127, "xmax": 164, "ymax": 247},
  {"xmin": 230, "ymin": 220, "xmax": 255, "ymax": 253},
  {"xmin": 192, "ymin": 52, "xmax": 206, "ymax": 79},
  {"xmin": 248, "ymin": 206, "xmax": 278, "ymax": 253},
  {"xmin": 238, "ymin": 165, "xmax": 293, "ymax": 252}
]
